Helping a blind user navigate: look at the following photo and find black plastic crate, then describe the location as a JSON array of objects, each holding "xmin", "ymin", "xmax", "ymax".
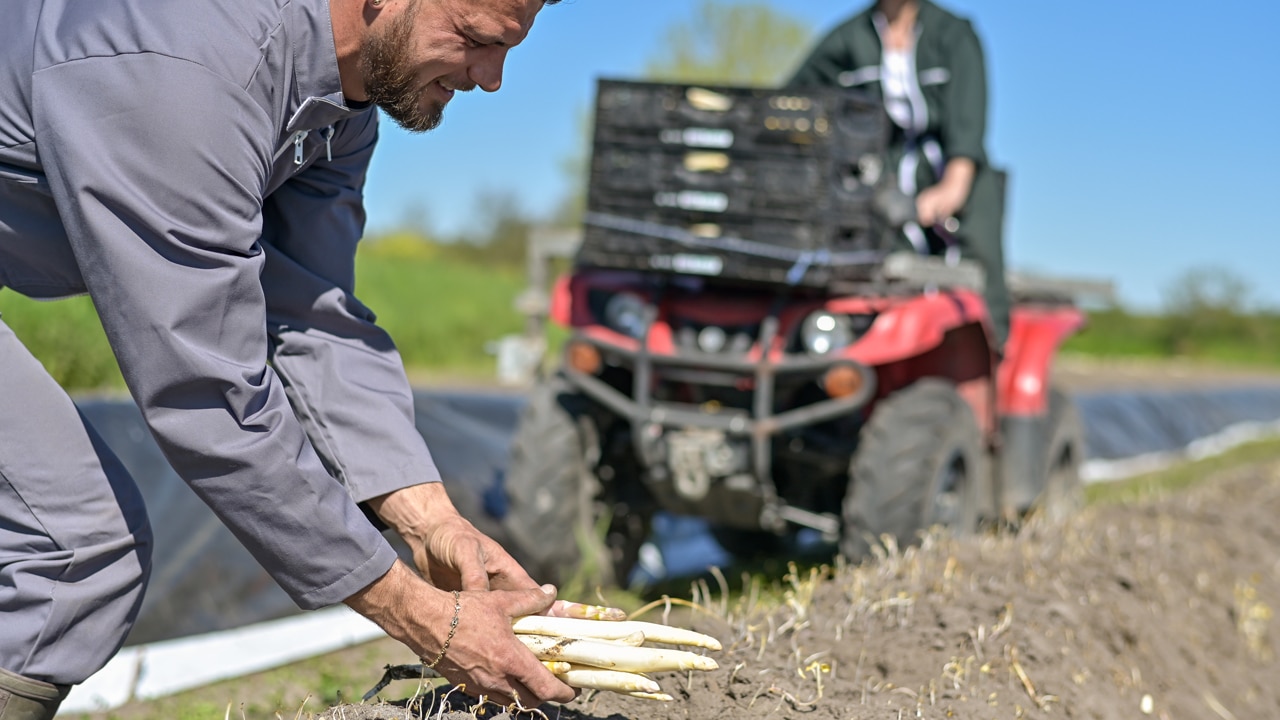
[
  {"xmin": 588, "ymin": 145, "xmax": 880, "ymax": 221},
  {"xmin": 592, "ymin": 79, "xmax": 887, "ymax": 158},
  {"xmin": 579, "ymin": 79, "xmax": 896, "ymax": 289}
]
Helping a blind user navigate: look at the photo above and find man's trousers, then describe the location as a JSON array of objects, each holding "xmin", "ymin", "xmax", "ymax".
[{"xmin": 0, "ymin": 316, "xmax": 152, "ymax": 690}]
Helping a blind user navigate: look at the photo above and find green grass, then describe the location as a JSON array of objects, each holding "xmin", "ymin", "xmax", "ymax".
[
  {"xmin": 353, "ymin": 248, "xmax": 526, "ymax": 380},
  {"xmin": 1084, "ymin": 436, "xmax": 1280, "ymax": 506},
  {"xmin": 1064, "ymin": 307, "xmax": 1280, "ymax": 367},
  {"xmin": 8, "ymin": 247, "xmax": 1280, "ymax": 393},
  {"xmin": 0, "ymin": 247, "xmax": 533, "ymax": 392},
  {"xmin": 0, "ymin": 292, "xmax": 126, "ymax": 392}
]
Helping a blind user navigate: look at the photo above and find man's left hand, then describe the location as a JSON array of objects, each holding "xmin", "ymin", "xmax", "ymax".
[{"xmin": 368, "ymin": 482, "xmax": 530, "ymax": 592}]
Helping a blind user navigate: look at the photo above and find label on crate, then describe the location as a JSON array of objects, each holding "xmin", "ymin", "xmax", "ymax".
[
  {"xmin": 654, "ymin": 190, "xmax": 730, "ymax": 213},
  {"xmin": 649, "ymin": 253, "xmax": 725, "ymax": 277},
  {"xmin": 660, "ymin": 127, "xmax": 735, "ymax": 149}
]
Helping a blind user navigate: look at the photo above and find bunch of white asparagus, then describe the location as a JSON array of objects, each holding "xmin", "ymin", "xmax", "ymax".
[{"xmin": 512, "ymin": 615, "xmax": 722, "ymax": 702}]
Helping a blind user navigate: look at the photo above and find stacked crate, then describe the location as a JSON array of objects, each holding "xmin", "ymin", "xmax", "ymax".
[{"xmin": 578, "ymin": 79, "xmax": 893, "ymax": 289}]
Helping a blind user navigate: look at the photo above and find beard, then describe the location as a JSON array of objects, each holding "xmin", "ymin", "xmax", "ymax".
[{"xmin": 358, "ymin": 0, "xmax": 444, "ymax": 133}]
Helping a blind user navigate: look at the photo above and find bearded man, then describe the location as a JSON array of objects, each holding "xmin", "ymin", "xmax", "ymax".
[{"xmin": 0, "ymin": 0, "xmax": 589, "ymax": 716}]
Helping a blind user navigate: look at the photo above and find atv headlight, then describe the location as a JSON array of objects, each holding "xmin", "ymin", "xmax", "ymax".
[
  {"xmin": 800, "ymin": 311, "xmax": 855, "ymax": 355},
  {"xmin": 603, "ymin": 292, "xmax": 649, "ymax": 339}
]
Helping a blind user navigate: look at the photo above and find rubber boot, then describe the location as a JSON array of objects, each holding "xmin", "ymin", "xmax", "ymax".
[{"xmin": 0, "ymin": 668, "xmax": 69, "ymax": 720}]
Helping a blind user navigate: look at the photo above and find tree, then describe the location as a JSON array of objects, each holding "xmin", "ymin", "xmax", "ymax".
[
  {"xmin": 551, "ymin": 108, "xmax": 594, "ymax": 229},
  {"xmin": 1159, "ymin": 266, "xmax": 1256, "ymax": 355},
  {"xmin": 645, "ymin": 0, "xmax": 813, "ymax": 86}
]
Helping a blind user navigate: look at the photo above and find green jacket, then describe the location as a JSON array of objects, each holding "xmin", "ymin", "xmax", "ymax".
[{"xmin": 788, "ymin": 0, "xmax": 990, "ymax": 185}]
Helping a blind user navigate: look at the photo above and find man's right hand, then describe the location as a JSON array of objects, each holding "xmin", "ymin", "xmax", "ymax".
[{"xmin": 344, "ymin": 560, "xmax": 575, "ymax": 706}]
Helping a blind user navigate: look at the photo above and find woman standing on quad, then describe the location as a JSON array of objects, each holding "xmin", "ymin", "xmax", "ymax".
[{"xmin": 788, "ymin": 0, "xmax": 1011, "ymax": 351}]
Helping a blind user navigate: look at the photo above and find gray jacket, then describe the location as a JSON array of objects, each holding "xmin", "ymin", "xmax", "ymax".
[{"xmin": 0, "ymin": 0, "xmax": 441, "ymax": 609}]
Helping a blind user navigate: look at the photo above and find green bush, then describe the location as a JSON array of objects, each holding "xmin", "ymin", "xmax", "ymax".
[
  {"xmin": 1064, "ymin": 306, "xmax": 1280, "ymax": 367},
  {"xmin": 0, "ymin": 292, "xmax": 126, "ymax": 391},
  {"xmin": 1061, "ymin": 308, "xmax": 1169, "ymax": 359},
  {"xmin": 0, "ymin": 242, "xmax": 530, "ymax": 392},
  {"xmin": 353, "ymin": 242, "xmax": 527, "ymax": 376}
]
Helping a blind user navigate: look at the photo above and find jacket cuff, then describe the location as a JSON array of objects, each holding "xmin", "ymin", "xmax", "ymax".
[
  {"xmin": 292, "ymin": 537, "xmax": 400, "ymax": 610},
  {"xmin": 347, "ymin": 457, "xmax": 443, "ymax": 506}
]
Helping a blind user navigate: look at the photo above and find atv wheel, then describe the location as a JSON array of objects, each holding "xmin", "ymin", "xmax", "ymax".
[
  {"xmin": 1034, "ymin": 388, "xmax": 1085, "ymax": 523},
  {"xmin": 841, "ymin": 379, "xmax": 986, "ymax": 560},
  {"xmin": 501, "ymin": 376, "xmax": 643, "ymax": 587}
]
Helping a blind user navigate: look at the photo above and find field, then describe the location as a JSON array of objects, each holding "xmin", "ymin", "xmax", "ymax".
[
  {"xmin": 71, "ymin": 438, "xmax": 1280, "ymax": 720},
  {"xmin": 11, "ymin": 248, "xmax": 1277, "ymax": 719}
]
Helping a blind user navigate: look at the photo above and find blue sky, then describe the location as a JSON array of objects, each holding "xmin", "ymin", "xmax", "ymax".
[{"xmin": 363, "ymin": 0, "xmax": 1280, "ymax": 311}]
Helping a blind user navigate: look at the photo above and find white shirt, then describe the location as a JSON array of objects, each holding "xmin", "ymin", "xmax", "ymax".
[{"xmin": 881, "ymin": 48, "xmax": 920, "ymax": 132}]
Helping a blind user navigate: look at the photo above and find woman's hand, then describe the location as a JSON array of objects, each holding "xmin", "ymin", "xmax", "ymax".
[{"xmin": 916, "ymin": 157, "xmax": 975, "ymax": 228}]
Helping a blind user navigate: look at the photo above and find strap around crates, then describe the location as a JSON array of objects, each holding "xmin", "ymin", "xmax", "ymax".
[{"xmin": 584, "ymin": 212, "xmax": 888, "ymax": 286}]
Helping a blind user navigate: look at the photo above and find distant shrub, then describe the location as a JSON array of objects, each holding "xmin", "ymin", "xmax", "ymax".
[{"xmin": 0, "ymin": 292, "xmax": 125, "ymax": 391}]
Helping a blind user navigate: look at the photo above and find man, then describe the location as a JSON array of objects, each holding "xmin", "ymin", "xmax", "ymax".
[
  {"xmin": 0, "ymin": 0, "xmax": 588, "ymax": 716},
  {"xmin": 788, "ymin": 0, "xmax": 1011, "ymax": 350}
]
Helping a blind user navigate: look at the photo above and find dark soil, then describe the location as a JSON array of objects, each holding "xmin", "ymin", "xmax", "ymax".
[{"xmin": 319, "ymin": 457, "xmax": 1280, "ymax": 720}]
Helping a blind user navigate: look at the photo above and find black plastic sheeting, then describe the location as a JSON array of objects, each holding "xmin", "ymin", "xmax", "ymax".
[
  {"xmin": 78, "ymin": 391, "xmax": 526, "ymax": 646},
  {"xmin": 73, "ymin": 386, "xmax": 1280, "ymax": 646},
  {"xmin": 1075, "ymin": 387, "xmax": 1280, "ymax": 460}
]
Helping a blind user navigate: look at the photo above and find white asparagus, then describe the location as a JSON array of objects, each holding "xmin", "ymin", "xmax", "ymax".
[
  {"xmin": 540, "ymin": 661, "xmax": 572, "ymax": 674},
  {"xmin": 512, "ymin": 616, "xmax": 722, "ymax": 651},
  {"xmin": 606, "ymin": 631, "xmax": 647, "ymax": 647},
  {"xmin": 627, "ymin": 691, "xmax": 674, "ymax": 702},
  {"xmin": 553, "ymin": 602, "xmax": 628, "ymax": 621},
  {"xmin": 552, "ymin": 665, "xmax": 661, "ymax": 695},
  {"xmin": 517, "ymin": 634, "xmax": 719, "ymax": 673}
]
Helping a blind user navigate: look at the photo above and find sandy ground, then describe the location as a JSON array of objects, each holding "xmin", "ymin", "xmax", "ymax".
[
  {"xmin": 319, "ymin": 453, "xmax": 1280, "ymax": 720},
  {"xmin": 1052, "ymin": 354, "xmax": 1280, "ymax": 392}
]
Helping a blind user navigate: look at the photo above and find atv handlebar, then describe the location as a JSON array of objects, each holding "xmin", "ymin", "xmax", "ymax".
[{"xmin": 873, "ymin": 183, "xmax": 961, "ymax": 245}]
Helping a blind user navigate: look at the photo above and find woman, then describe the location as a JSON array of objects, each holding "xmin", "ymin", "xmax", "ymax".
[{"xmin": 789, "ymin": 0, "xmax": 1010, "ymax": 350}]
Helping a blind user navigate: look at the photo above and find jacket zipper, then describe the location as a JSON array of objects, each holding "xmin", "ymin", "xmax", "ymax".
[{"xmin": 271, "ymin": 126, "xmax": 336, "ymax": 167}]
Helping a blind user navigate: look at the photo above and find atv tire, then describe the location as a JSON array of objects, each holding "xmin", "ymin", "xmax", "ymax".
[
  {"xmin": 1033, "ymin": 387, "xmax": 1085, "ymax": 523},
  {"xmin": 501, "ymin": 376, "xmax": 598, "ymax": 586},
  {"xmin": 501, "ymin": 376, "xmax": 641, "ymax": 587},
  {"xmin": 841, "ymin": 379, "xmax": 986, "ymax": 561}
]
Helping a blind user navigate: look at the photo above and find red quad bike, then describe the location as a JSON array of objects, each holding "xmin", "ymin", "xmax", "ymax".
[{"xmin": 500, "ymin": 80, "xmax": 1090, "ymax": 586}]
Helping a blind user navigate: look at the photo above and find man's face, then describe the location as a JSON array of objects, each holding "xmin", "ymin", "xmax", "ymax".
[{"xmin": 359, "ymin": 0, "xmax": 542, "ymax": 133}]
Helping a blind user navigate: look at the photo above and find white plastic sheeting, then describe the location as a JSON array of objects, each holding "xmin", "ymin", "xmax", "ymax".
[{"xmin": 62, "ymin": 607, "xmax": 382, "ymax": 714}]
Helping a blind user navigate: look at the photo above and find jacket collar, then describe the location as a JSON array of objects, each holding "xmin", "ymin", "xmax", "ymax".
[{"xmin": 284, "ymin": 0, "xmax": 367, "ymax": 132}]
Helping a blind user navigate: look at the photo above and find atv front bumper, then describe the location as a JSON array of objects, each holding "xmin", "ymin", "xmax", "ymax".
[{"xmin": 560, "ymin": 330, "xmax": 878, "ymax": 534}]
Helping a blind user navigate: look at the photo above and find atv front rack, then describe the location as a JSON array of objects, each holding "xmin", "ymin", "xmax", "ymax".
[{"xmin": 561, "ymin": 313, "xmax": 877, "ymax": 536}]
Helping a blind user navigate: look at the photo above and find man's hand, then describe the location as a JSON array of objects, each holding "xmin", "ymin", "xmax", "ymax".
[
  {"xmin": 916, "ymin": 157, "xmax": 976, "ymax": 228},
  {"xmin": 345, "ymin": 561, "xmax": 576, "ymax": 706},
  {"xmin": 368, "ymin": 482, "xmax": 533, "ymax": 592},
  {"xmin": 367, "ymin": 482, "xmax": 627, "ymax": 620}
]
